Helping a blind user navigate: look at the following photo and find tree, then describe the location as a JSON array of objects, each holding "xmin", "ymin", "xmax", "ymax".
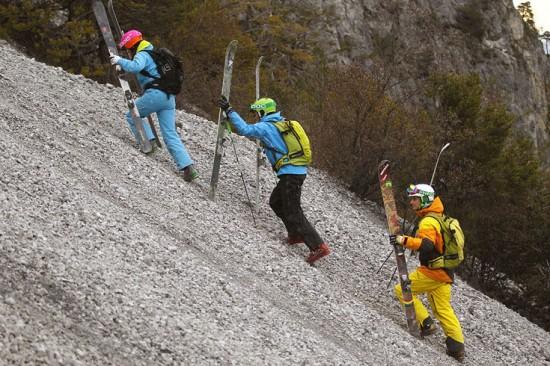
[
  {"xmin": 425, "ymin": 73, "xmax": 550, "ymax": 329},
  {"xmin": 0, "ymin": 0, "xmax": 101, "ymax": 77},
  {"xmin": 517, "ymin": 2, "xmax": 537, "ymax": 32},
  {"xmin": 295, "ymin": 64, "xmax": 433, "ymax": 201}
]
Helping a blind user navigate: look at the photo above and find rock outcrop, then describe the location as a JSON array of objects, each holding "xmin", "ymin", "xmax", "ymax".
[{"xmin": 293, "ymin": 0, "xmax": 550, "ymax": 161}]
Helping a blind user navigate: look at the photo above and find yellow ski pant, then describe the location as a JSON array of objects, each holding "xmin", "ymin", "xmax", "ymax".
[{"xmin": 394, "ymin": 269, "xmax": 464, "ymax": 343}]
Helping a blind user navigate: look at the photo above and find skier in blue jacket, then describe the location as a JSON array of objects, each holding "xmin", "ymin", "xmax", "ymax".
[
  {"xmin": 217, "ymin": 96, "xmax": 330, "ymax": 264},
  {"xmin": 109, "ymin": 29, "xmax": 198, "ymax": 182}
]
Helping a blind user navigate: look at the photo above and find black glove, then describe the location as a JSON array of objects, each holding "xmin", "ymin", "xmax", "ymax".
[
  {"xmin": 217, "ymin": 95, "xmax": 232, "ymax": 113},
  {"xmin": 389, "ymin": 234, "xmax": 406, "ymax": 246}
]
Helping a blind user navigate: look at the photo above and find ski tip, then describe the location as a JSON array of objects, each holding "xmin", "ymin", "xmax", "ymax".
[
  {"xmin": 378, "ymin": 160, "xmax": 390, "ymax": 173},
  {"xmin": 226, "ymin": 40, "xmax": 238, "ymax": 50}
]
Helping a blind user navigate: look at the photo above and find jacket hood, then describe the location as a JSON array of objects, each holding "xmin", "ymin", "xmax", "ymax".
[
  {"xmin": 416, "ymin": 196, "xmax": 444, "ymax": 217},
  {"xmin": 261, "ymin": 111, "xmax": 283, "ymax": 123},
  {"xmin": 136, "ymin": 40, "xmax": 153, "ymax": 53}
]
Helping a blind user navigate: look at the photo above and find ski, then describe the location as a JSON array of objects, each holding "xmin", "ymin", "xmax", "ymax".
[
  {"xmin": 92, "ymin": 0, "xmax": 152, "ymax": 153},
  {"xmin": 378, "ymin": 160, "xmax": 420, "ymax": 337},
  {"xmin": 208, "ymin": 40, "xmax": 238, "ymax": 201},
  {"xmin": 254, "ymin": 56, "xmax": 264, "ymax": 212},
  {"xmin": 106, "ymin": 0, "xmax": 161, "ymax": 148}
]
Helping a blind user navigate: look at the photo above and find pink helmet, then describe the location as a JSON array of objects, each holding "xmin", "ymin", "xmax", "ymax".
[{"xmin": 118, "ymin": 29, "xmax": 142, "ymax": 49}]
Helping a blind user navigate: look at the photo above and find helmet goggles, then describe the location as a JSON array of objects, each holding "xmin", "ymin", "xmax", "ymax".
[{"xmin": 406, "ymin": 184, "xmax": 435, "ymax": 208}]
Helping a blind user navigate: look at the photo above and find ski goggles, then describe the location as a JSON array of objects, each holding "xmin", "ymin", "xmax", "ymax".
[{"xmin": 406, "ymin": 184, "xmax": 422, "ymax": 197}]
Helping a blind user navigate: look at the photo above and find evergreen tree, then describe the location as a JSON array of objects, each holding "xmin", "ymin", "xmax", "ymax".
[{"xmin": 517, "ymin": 2, "xmax": 537, "ymax": 32}]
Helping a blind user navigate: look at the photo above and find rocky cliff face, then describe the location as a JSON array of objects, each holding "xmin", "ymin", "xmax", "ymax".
[{"xmin": 293, "ymin": 0, "xmax": 550, "ymax": 161}]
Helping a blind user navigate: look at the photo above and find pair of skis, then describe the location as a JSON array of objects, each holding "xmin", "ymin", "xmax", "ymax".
[
  {"xmin": 378, "ymin": 161, "xmax": 420, "ymax": 338},
  {"xmin": 92, "ymin": 0, "xmax": 160, "ymax": 153},
  {"xmin": 208, "ymin": 42, "xmax": 265, "ymax": 214},
  {"xmin": 209, "ymin": 40, "xmax": 238, "ymax": 201},
  {"xmin": 208, "ymin": 40, "xmax": 256, "ymax": 225}
]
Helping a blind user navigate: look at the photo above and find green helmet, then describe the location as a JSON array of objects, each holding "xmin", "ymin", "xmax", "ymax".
[{"xmin": 250, "ymin": 97, "xmax": 277, "ymax": 116}]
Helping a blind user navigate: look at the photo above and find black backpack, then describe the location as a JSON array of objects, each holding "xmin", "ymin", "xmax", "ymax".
[{"xmin": 140, "ymin": 48, "xmax": 184, "ymax": 95}]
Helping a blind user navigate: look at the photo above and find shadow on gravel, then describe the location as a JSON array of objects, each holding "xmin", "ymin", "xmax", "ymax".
[{"xmin": 0, "ymin": 252, "xmax": 131, "ymax": 363}]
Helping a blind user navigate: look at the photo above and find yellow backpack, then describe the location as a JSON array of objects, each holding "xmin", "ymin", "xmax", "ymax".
[
  {"xmin": 270, "ymin": 120, "xmax": 312, "ymax": 171},
  {"xmin": 425, "ymin": 213, "xmax": 465, "ymax": 270}
]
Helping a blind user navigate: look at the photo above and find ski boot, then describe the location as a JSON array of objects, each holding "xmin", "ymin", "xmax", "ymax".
[
  {"xmin": 420, "ymin": 316, "xmax": 437, "ymax": 337},
  {"xmin": 181, "ymin": 164, "xmax": 199, "ymax": 182},
  {"xmin": 446, "ymin": 337, "xmax": 465, "ymax": 363},
  {"xmin": 306, "ymin": 243, "xmax": 330, "ymax": 264}
]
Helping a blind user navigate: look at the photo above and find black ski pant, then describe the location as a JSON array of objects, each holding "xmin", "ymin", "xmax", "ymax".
[{"xmin": 269, "ymin": 174, "xmax": 323, "ymax": 251}]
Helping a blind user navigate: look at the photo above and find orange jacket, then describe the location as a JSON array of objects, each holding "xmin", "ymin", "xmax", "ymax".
[{"xmin": 401, "ymin": 197, "xmax": 453, "ymax": 283}]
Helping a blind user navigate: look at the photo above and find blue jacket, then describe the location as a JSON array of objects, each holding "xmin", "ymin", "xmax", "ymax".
[
  {"xmin": 227, "ymin": 110, "xmax": 308, "ymax": 176},
  {"xmin": 116, "ymin": 41, "xmax": 159, "ymax": 91}
]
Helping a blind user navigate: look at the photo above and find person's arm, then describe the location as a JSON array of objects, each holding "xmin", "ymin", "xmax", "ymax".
[
  {"xmin": 226, "ymin": 110, "xmax": 266, "ymax": 139},
  {"xmin": 116, "ymin": 51, "xmax": 148, "ymax": 73},
  {"xmin": 392, "ymin": 217, "xmax": 440, "ymax": 252},
  {"xmin": 218, "ymin": 96, "xmax": 267, "ymax": 140}
]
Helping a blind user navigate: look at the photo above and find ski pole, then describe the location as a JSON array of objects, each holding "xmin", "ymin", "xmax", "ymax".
[
  {"xmin": 377, "ymin": 249, "xmax": 394, "ymax": 274},
  {"xmin": 430, "ymin": 142, "xmax": 450, "ymax": 186},
  {"xmin": 230, "ymin": 138, "xmax": 257, "ymax": 226}
]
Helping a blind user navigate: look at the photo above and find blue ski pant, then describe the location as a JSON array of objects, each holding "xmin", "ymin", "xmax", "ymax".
[{"xmin": 126, "ymin": 89, "xmax": 193, "ymax": 170}]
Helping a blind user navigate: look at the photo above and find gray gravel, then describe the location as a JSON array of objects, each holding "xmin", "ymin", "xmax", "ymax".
[{"xmin": 0, "ymin": 40, "xmax": 549, "ymax": 365}]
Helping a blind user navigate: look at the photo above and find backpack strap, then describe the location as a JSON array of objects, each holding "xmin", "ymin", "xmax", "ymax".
[
  {"xmin": 261, "ymin": 122, "xmax": 287, "ymax": 155},
  {"xmin": 421, "ymin": 213, "xmax": 454, "ymax": 279},
  {"xmin": 265, "ymin": 120, "xmax": 307, "ymax": 171},
  {"xmin": 138, "ymin": 50, "xmax": 159, "ymax": 80},
  {"xmin": 261, "ymin": 121, "xmax": 287, "ymax": 171},
  {"xmin": 137, "ymin": 50, "xmax": 170, "ymax": 98},
  {"xmin": 421, "ymin": 213, "xmax": 447, "ymax": 252}
]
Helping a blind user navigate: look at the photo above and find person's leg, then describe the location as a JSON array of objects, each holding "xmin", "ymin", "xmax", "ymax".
[
  {"xmin": 278, "ymin": 174, "xmax": 323, "ymax": 251},
  {"xmin": 432, "ymin": 284, "xmax": 466, "ymax": 362},
  {"xmin": 394, "ymin": 269, "xmax": 431, "ymax": 325},
  {"xmin": 395, "ymin": 270, "xmax": 464, "ymax": 361},
  {"xmin": 139, "ymin": 91, "xmax": 192, "ymax": 170},
  {"xmin": 157, "ymin": 108, "xmax": 193, "ymax": 170},
  {"xmin": 125, "ymin": 94, "xmax": 156, "ymax": 142},
  {"xmin": 428, "ymin": 284, "xmax": 464, "ymax": 344},
  {"xmin": 269, "ymin": 176, "xmax": 295, "ymax": 235}
]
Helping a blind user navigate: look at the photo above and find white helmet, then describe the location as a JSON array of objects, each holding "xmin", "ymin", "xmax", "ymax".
[{"xmin": 407, "ymin": 184, "xmax": 435, "ymax": 209}]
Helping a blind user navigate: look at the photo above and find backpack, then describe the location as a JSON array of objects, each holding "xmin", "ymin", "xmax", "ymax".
[
  {"xmin": 140, "ymin": 48, "xmax": 184, "ymax": 95},
  {"xmin": 424, "ymin": 213, "xmax": 465, "ymax": 270},
  {"xmin": 268, "ymin": 120, "xmax": 312, "ymax": 171}
]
